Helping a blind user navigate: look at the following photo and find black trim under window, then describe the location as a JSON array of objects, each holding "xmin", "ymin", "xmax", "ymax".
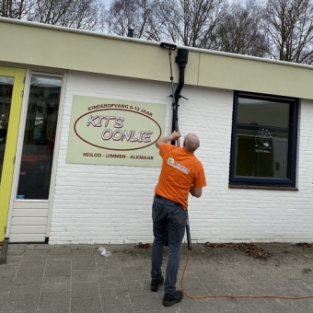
[{"xmin": 229, "ymin": 92, "xmax": 298, "ymax": 188}]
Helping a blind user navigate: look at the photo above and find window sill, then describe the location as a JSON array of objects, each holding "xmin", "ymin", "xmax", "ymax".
[{"xmin": 228, "ymin": 184, "xmax": 298, "ymax": 191}]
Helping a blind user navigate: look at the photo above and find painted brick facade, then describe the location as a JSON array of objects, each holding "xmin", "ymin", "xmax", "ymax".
[{"xmin": 49, "ymin": 71, "xmax": 313, "ymax": 244}]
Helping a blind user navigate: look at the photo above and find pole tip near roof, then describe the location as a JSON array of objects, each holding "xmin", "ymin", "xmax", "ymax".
[{"xmin": 160, "ymin": 41, "xmax": 177, "ymax": 50}]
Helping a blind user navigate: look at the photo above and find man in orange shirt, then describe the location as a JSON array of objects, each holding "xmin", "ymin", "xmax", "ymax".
[{"xmin": 150, "ymin": 131, "xmax": 207, "ymax": 307}]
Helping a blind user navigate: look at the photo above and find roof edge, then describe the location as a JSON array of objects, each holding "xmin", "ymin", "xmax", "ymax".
[{"xmin": 1, "ymin": 17, "xmax": 313, "ymax": 71}]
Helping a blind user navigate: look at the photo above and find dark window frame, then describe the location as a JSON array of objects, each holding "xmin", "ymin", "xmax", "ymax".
[{"xmin": 229, "ymin": 91, "xmax": 299, "ymax": 188}]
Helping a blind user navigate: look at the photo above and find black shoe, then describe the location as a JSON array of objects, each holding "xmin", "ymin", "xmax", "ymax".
[
  {"xmin": 162, "ymin": 290, "xmax": 183, "ymax": 307},
  {"xmin": 150, "ymin": 275, "xmax": 164, "ymax": 292}
]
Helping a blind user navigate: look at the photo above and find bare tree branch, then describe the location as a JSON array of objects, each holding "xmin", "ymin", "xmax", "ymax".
[
  {"xmin": 263, "ymin": 0, "xmax": 313, "ymax": 64},
  {"xmin": 26, "ymin": 0, "xmax": 103, "ymax": 31},
  {"xmin": 0, "ymin": 0, "xmax": 32, "ymax": 19},
  {"xmin": 213, "ymin": 0, "xmax": 268, "ymax": 57}
]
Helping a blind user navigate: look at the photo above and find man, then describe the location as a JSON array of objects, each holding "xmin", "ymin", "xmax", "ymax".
[{"xmin": 150, "ymin": 131, "xmax": 207, "ymax": 307}]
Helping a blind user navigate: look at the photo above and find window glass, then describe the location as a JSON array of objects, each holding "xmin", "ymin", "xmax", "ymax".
[
  {"xmin": 0, "ymin": 77, "xmax": 14, "ymax": 183},
  {"xmin": 237, "ymin": 98, "xmax": 289, "ymax": 128},
  {"xmin": 17, "ymin": 75, "xmax": 62, "ymax": 199},
  {"xmin": 230, "ymin": 93, "xmax": 298, "ymax": 187}
]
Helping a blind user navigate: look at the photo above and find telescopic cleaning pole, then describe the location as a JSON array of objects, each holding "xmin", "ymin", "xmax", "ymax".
[
  {"xmin": 160, "ymin": 42, "xmax": 178, "ymax": 145},
  {"xmin": 160, "ymin": 42, "xmax": 192, "ymax": 250}
]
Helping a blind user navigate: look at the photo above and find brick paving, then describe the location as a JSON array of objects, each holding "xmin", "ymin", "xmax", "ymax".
[{"xmin": 0, "ymin": 243, "xmax": 313, "ymax": 313}]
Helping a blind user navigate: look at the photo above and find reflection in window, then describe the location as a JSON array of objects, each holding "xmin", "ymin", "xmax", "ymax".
[
  {"xmin": 0, "ymin": 77, "xmax": 14, "ymax": 183},
  {"xmin": 17, "ymin": 75, "xmax": 62, "ymax": 199},
  {"xmin": 230, "ymin": 92, "xmax": 298, "ymax": 187}
]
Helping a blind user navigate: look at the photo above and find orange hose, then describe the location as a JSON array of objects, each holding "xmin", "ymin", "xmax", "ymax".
[{"xmin": 181, "ymin": 250, "xmax": 313, "ymax": 300}]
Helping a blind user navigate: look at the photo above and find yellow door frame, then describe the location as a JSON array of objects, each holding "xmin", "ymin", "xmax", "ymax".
[{"xmin": 0, "ymin": 66, "xmax": 25, "ymax": 242}]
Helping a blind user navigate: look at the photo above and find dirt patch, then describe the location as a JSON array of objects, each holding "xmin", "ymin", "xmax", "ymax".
[
  {"xmin": 134, "ymin": 242, "xmax": 151, "ymax": 249},
  {"xmin": 294, "ymin": 242, "xmax": 312, "ymax": 248},
  {"xmin": 204, "ymin": 242, "xmax": 273, "ymax": 260}
]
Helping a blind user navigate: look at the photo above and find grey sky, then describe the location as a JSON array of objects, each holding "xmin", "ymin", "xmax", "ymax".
[{"xmin": 99, "ymin": 0, "xmax": 113, "ymax": 8}]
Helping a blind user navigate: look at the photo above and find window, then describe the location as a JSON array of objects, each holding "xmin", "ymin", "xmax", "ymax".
[
  {"xmin": 229, "ymin": 92, "xmax": 298, "ymax": 188},
  {"xmin": 16, "ymin": 75, "xmax": 62, "ymax": 199},
  {"xmin": 0, "ymin": 77, "xmax": 14, "ymax": 183}
]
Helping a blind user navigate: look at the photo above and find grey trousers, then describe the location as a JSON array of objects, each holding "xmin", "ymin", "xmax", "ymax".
[{"xmin": 151, "ymin": 195, "xmax": 187, "ymax": 295}]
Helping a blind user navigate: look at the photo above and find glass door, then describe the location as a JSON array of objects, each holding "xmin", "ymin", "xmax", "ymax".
[
  {"xmin": 16, "ymin": 75, "xmax": 62, "ymax": 199},
  {"xmin": 8, "ymin": 74, "xmax": 62, "ymax": 243},
  {"xmin": 0, "ymin": 66, "xmax": 25, "ymax": 242}
]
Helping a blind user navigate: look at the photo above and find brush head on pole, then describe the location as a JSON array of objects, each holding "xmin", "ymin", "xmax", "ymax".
[{"xmin": 160, "ymin": 41, "xmax": 177, "ymax": 50}]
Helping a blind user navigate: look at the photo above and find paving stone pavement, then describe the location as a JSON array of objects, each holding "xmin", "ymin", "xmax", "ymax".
[{"xmin": 0, "ymin": 242, "xmax": 313, "ymax": 313}]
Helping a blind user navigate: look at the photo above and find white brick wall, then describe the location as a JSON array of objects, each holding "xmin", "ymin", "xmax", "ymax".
[{"xmin": 49, "ymin": 71, "xmax": 313, "ymax": 244}]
